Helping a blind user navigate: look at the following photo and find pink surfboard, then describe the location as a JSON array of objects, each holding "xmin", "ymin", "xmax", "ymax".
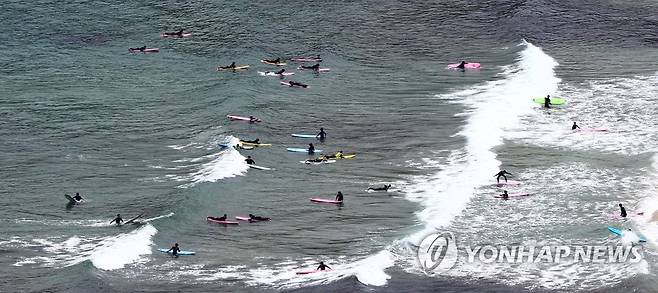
[
  {"xmin": 447, "ymin": 63, "xmax": 481, "ymax": 69},
  {"xmin": 226, "ymin": 115, "xmax": 261, "ymax": 122},
  {"xmin": 296, "ymin": 269, "xmax": 331, "ymax": 275},
  {"xmin": 207, "ymin": 217, "xmax": 239, "ymax": 225},
  {"xmin": 493, "ymin": 192, "xmax": 530, "ymax": 199},
  {"xmin": 310, "ymin": 198, "xmax": 343, "ymax": 204}
]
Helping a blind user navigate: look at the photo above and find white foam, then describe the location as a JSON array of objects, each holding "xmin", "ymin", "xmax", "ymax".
[
  {"xmin": 90, "ymin": 224, "xmax": 157, "ymax": 270},
  {"xmin": 176, "ymin": 136, "xmax": 249, "ymax": 187}
]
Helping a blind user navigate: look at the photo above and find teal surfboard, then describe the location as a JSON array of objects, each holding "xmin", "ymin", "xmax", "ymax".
[{"xmin": 607, "ymin": 226, "xmax": 646, "ymax": 242}]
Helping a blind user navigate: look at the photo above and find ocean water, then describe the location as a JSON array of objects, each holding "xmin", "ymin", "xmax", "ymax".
[{"xmin": 2, "ymin": 0, "xmax": 658, "ymax": 292}]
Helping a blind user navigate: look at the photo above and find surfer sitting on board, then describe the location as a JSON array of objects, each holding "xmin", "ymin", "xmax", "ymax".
[
  {"xmin": 301, "ymin": 63, "xmax": 321, "ymax": 71},
  {"xmin": 167, "ymin": 243, "xmax": 181, "ymax": 257},
  {"xmin": 619, "ymin": 203, "xmax": 627, "ymax": 218},
  {"xmin": 245, "ymin": 156, "xmax": 256, "ymax": 165},
  {"xmin": 500, "ymin": 190, "xmax": 509, "ymax": 200},
  {"xmin": 572, "ymin": 122, "xmax": 580, "ymax": 130},
  {"xmin": 544, "ymin": 95, "xmax": 551, "ymax": 108},
  {"xmin": 368, "ymin": 184, "xmax": 392, "ymax": 191},
  {"xmin": 308, "ymin": 143, "xmax": 315, "ymax": 154},
  {"xmin": 494, "ymin": 170, "xmax": 512, "ymax": 183},
  {"xmin": 129, "ymin": 46, "xmax": 147, "ymax": 52},
  {"xmin": 317, "ymin": 128, "xmax": 327, "ymax": 140},
  {"xmin": 317, "ymin": 261, "xmax": 331, "ymax": 271},
  {"xmin": 456, "ymin": 61, "xmax": 467, "ymax": 69},
  {"xmin": 335, "ymin": 191, "xmax": 344, "ymax": 202},
  {"xmin": 248, "ymin": 214, "xmax": 270, "ymax": 221},
  {"xmin": 110, "ymin": 214, "xmax": 124, "ymax": 225},
  {"xmin": 73, "ymin": 192, "xmax": 83, "ymax": 201}
]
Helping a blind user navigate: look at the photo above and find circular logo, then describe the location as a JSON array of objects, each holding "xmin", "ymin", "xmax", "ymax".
[{"xmin": 417, "ymin": 232, "xmax": 458, "ymax": 274}]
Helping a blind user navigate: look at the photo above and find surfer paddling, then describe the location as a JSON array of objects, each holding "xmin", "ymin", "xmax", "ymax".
[
  {"xmin": 163, "ymin": 29, "xmax": 184, "ymax": 37},
  {"xmin": 368, "ymin": 184, "xmax": 392, "ymax": 191}
]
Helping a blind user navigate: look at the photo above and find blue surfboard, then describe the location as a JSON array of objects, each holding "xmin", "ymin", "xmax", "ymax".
[
  {"xmin": 158, "ymin": 248, "xmax": 196, "ymax": 255},
  {"xmin": 607, "ymin": 227, "xmax": 647, "ymax": 242}
]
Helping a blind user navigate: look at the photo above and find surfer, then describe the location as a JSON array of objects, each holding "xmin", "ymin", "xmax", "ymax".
[
  {"xmin": 245, "ymin": 156, "xmax": 256, "ymax": 165},
  {"xmin": 218, "ymin": 62, "xmax": 237, "ymax": 70},
  {"xmin": 308, "ymin": 143, "xmax": 315, "ymax": 154},
  {"xmin": 500, "ymin": 190, "xmax": 509, "ymax": 200},
  {"xmin": 494, "ymin": 170, "xmax": 512, "ymax": 183},
  {"xmin": 368, "ymin": 184, "xmax": 392, "ymax": 191},
  {"xmin": 317, "ymin": 261, "xmax": 331, "ymax": 271},
  {"xmin": 317, "ymin": 128, "xmax": 327, "ymax": 140},
  {"xmin": 301, "ymin": 63, "xmax": 321, "ymax": 71},
  {"xmin": 248, "ymin": 214, "xmax": 270, "ymax": 222},
  {"xmin": 544, "ymin": 95, "xmax": 551, "ymax": 108},
  {"xmin": 249, "ymin": 116, "xmax": 258, "ymax": 123},
  {"xmin": 164, "ymin": 29, "xmax": 184, "ymax": 36},
  {"xmin": 242, "ymin": 138, "xmax": 260, "ymax": 144},
  {"xmin": 288, "ymin": 81, "xmax": 308, "ymax": 88},
  {"xmin": 72, "ymin": 192, "xmax": 83, "ymax": 202},
  {"xmin": 264, "ymin": 57, "xmax": 281, "ymax": 64},
  {"xmin": 129, "ymin": 46, "xmax": 147, "ymax": 52},
  {"xmin": 306, "ymin": 156, "xmax": 328, "ymax": 163},
  {"xmin": 572, "ymin": 122, "xmax": 580, "ymax": 130},
  {"xmin": 216, "ymin": 214, "xmax": 228, "ymax": 221},
  {"xmin": 274, "ymin": 69, "xmax": 286, "ymax": 75},
  {"xmin": 335, "ymin": 191, "xmax": 344, "ymax": 202},
  {"xmin": 619, "ymin": 203, "xmax": 627, "ymax": 218},
  {"xmin": 456, "ymin": 61, "xmax": 467, "ymax": 69},
  {"xmin": 332, "ymin": 150, "xmax": 343, "ymax": 159},
  {"xmin": 110, "ymin": 214, "xmax": 124, "ymax": 225},
  {"xmin": 167, "ymin": 243, "xmax": 181, "ymax": 257}
]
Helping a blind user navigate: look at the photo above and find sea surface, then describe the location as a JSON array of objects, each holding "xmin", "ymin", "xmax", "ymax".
[{"xmin": 2, "ymin": 0, "xmax": 658, "ymax": 292}]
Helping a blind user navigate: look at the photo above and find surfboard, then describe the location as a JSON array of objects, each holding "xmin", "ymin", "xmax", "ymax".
[
  {"xmin": 493, "ymin": 192, "xmax": 530, "ymax": 199},
  {"xmin": 123, "ymin": 214, "xmax": 144, "ymax": 225},
  {"xmin": 532, "ymin": 97, "xmax": 566, "ymax": 105},
  {"xmin": 296, "ymin": 269, "xmax": 331, "ymax": 275},
  {"xmin": 291, "ymin": 134, "xmax": 318, "ymax": 138},
  {"xmin": 258, "ymin": 71, "xmax": 295, "ymax": 76},
  {"xmin": 301, "ymin": 160, "xmax": 337, "ymax": 165},
  {"xmin": 607, "ymin": 227, "xmax": 647, "ymax": 242},
  {"xmin": 129, "ymin": 48, "xmax": 159, "ymax": 53},
  {"xmin": 235, "ymin": 216, "xmax": 271, "ymax": 222},
  {"xmin": 291, "ymin": 57, "xmax": 322, "ymax": 62},
  {"xmin": 206, "ymin": 217, "xmax": 239, "ymax": 225},
  {"xmin": 226, "ymin": 115, "xmax": 261, "ymax": 122},
  {"xmin": 287, "ymin": 148, "xmax": 322, "ymax": 153},
  {"xmin": 297, "ymin": 66, "xmax": 330, "ymax": 72},
  {"xmin": 158, "ymin": 248, "xmax": 195, "ymax": 255},
  {"xmin": 310, "ymin": 198, "xmax": 343, "ymax": 204},
  {"xmin": 240, "ymin": 141, "xmax": 272, "ymax": 147},
  {"xmin": 575, "ymin": 128, "xmax": 608, "ymax": 132},
  {"xmin": 260, "ymin": 60, "xmax": 286, "ymax": 66},
  {"xmin": 447, "ymin": 63, "xmax": 481, "ymax": 69},
  {"xmin": 332, "ymin": 154, "xmax": 356, "ymax": 159},
  {"xmin": 249, "ymin": 165, "xmax": 272, "ymax": 170},
  {"xmin": 64, "ymin": 194, "xmax": 81, "ymax": 204},
  {"xmin": 218, "ymin": 65, "xmax": 250, "ymax": 71},
  {"xmin": 160, "ymin": 32, "xmax": 193, "ymax": 38}
]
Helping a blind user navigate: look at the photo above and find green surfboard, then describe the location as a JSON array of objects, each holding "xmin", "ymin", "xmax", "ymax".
[{"xmin": 533, "ymin": 97, "xmax": 566, "ymax": 105}]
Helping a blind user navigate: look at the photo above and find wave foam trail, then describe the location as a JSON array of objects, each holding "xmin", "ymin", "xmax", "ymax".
[
  {"xmin": 182, "ymin": 136, "xmax": 249, "ymax": 187},
  {"xmin": 407, "ymin": 40, "xmax": 560, "ymax": 240},
  {"xmin": 90, "ymin": 224, "xmax": 157, "ymax": 270}
]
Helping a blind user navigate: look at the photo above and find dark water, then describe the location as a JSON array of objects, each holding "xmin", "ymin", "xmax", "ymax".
[{"xmin": 2, "ymin": 0, "xmax": 658, "ymax": 292}]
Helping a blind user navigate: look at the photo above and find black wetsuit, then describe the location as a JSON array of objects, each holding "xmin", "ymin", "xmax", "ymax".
[
  {"xmin": 242, "ymin": 139, "xmax": 259, "ymax": 144},
  {"xmin": 335, "ymin": 193, "xmax": 343, "ymax": 202},
  {"xmin": 250, "ymin": 215, "xmax": 270, "ymax": 221},
  {"xmin": 501, "ymin": 192, "xmax": 509, "ymax": 199},
  {"xmin": 495, "ymin": 171, "xmax": 511, "ymax": 183},
  {"xmin": 245, "ymin": 158, "xmax": 256, "ymax": 165},
  {"xmin": 620, "ymin": 206, "xmax": 627, "ymax": 218},
  {"xmin": 317, "ymin": 130, "xmax": 326, "ymax": 140},
  {"xmin": 275, "ymin": 69, "xmax": 285, "ymax": 74},
  {"xmin": 168, "ymin": 245, "xmax": 180, "ymax": 257},
  {"xmin": 572, "ymin": 123, "xmax": 580, "ymax": 130},
  {"xmin": 544, "ymin": 97, "xmax": 551, "ymax": 108},
  {"xmin": 111, "ymin": 216, "xmax": 123, "ymax": 225},
  {"xmin": 73, "ymin": 194, "xmax": 83, "ymax": 201},
  {"xmin": 308, "ymin": 145, "xmax": 315, "ymax": 154},
  {"xmin": 456, "ymin": 62, "xmax": 466, "ymax": 69},
  {"xmin": 369, "ymin": 185, "xmax": 391, "ymax": 191},
  {"xmin": 317, "ymin": 263, "xmax": 331, "ymax": 271}
]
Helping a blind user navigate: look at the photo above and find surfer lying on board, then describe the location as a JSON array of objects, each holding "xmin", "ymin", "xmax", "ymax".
[
  {"xmin": 301, "ymin": 63, "xmax": 320, "ymax": 71},
  {"xmin": 242, "ymin": 138, "xmax": 260, "ymax": 144},
  {"xmin": 317, "ymin": 261, "xmax": 331, "ymax": 271},
  {"xmin": 249, "ymin": 116, "xmax": 258, "ymax": 123},
  {"xmin": 335, "ymin": 191, "xmax": 344, "ymax": 202},
  {"xmin": 214, "ymin": 214, "xmax": 228, "ymax": 221},
  {"xmin": 248, "ymin": 214, "xmax": 270, "ymax": 221},
  {"xmin": 129, "ymin": 46, "xmax": 147, "ymax": 52},
  {"xmin": 456, "ymin": 61, "xmax": 467, "ymax": 69},
  {"xmin": 572, "ymin": 122, "xmax": 580, "ymax": 130},
  {"xmin": 619, "ymin": 203, "xmax": 627, "ymax": 218},
  {"xmin": 307, "ymin": 156, "xmax": 328, "ymax": 163},
  {"xmin": 264, "ymin": 57, "xmax": 281, "ymax": 64},
  {"xmin": 325, "ymin": 150, "xmax": 343, "ymax": 159},
  {"xmin": 544, "ymin": 95, "xmax": 551, "ymax": 108},
  {"xmin": 167, "ymin": 243, "xmax": 180, "ymax": 257},
  {"xmin": 317, "ymin": 128, "xmax": 327, "ymax": 140},
  {"xmin": 368, "ymin": 184, "xmax": 392, "ymax": 191},
  {"xmin": 218, "ymin": 62, "xmax": 237, "ymax": 70},
  {"xmin": 494, "ymin": 170, "xmax": 512, "ymax": 183},
  {"xmin": 245, "ymin": 156, "xmax": 256, "ymax": 165},
  {"xmin": 163, "ymin": 29, "xmax": 184, "ymax": 36},
  {"xmin": 288, "ymin": 81, "xmax": 308, "ymax": 88},
  {"xmin": 275, "ymin": 69, "xmax": 286, "ymax": 75},
  {"xmin": 500, "ymin": 190, "xmax": 509, "ymax": 199},
  {"xmin": 110, "ymin": 214, "xmax": 124, "ymax": 225}
]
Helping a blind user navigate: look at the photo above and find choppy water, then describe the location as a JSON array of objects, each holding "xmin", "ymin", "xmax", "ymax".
[{"xmin": 2, "ymin": 0, "xmax": 658, "ymax": 292}]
